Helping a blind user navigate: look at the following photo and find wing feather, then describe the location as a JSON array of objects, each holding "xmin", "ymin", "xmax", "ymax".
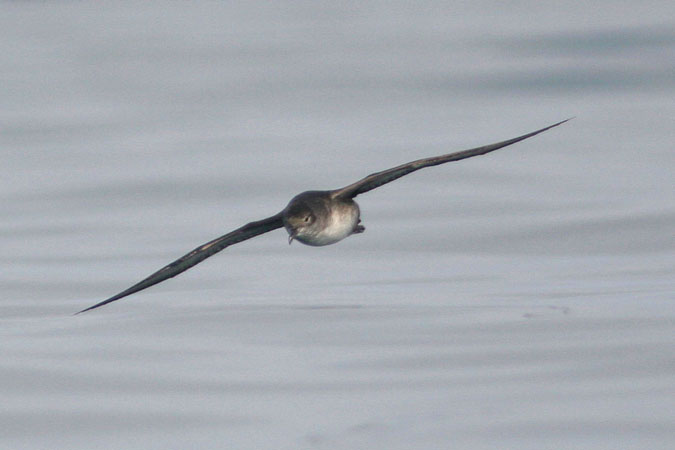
[
  {"xmin": 76, "ymin": 213, "xmax": 284, "ymax": 313},
  {"xmin": 333, "ymin": 119, "xmax": 570, "ymax": 199}
]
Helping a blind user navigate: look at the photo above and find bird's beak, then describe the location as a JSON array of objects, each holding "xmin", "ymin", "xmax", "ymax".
[{"xmin": 288, "ymin": 231, "xmax": 296, "ymax": 245}]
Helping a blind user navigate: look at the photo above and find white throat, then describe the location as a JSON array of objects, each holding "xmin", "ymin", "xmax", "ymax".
[{"xmin": 296, "ymin": 202, "xmax": 360, "ymax": 247}]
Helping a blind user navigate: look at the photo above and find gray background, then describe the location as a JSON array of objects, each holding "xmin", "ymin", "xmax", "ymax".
[{"xmin": 1, "ymin": 1, "xmax": 674, "ymax": 449}]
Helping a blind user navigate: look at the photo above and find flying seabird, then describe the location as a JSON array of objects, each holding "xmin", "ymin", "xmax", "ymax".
[{"xmin": 76, "ymin": 119, "xmax": 569, "ymax": 313}]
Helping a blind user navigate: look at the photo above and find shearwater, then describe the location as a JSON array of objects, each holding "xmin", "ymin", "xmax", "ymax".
[{"xmin": 76, "ymin": 119, "xmax": 569, "ymax": 313}]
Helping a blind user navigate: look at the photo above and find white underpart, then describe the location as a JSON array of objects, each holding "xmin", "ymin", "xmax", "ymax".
[{"xmin": 303, "ymin": 204, "xmax": 359, "ymax": 246}]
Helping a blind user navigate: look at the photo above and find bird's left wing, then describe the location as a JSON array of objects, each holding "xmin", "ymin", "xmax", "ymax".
[
  {"xmin": 332, "ymin": 119, "xmax": 570, "ymax": 199},
  {"xmin": 76, "ymin": 212, "xmax": 284, "ymax": 314}
]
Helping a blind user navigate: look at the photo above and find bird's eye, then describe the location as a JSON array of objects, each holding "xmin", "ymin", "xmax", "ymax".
[{"xmin": 304, "ymin": 215, "xmax": 311, "ymax": 223}]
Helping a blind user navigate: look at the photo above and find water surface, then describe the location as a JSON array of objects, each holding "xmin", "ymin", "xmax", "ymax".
[{"xmin": 1, "ymin": 2, "xmax": 674, "ymax": 449}]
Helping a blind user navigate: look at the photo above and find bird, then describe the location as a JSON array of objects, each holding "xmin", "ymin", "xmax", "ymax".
[{"xmin": 76, "ymin": 119, "xmax": 570, "ymax": 314}]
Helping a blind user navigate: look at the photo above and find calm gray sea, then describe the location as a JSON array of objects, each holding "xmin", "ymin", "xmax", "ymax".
[{"xmin": 1, "ymin": 1, "xmax": 674, "ymax": 449}]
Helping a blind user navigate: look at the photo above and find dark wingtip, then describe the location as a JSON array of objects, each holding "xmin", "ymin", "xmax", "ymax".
[
  {"xmin": 541, "ymin": 117, "xmax": 573, "ymax": 131},
  {"xmin": 510, "ymin": 117, "xmax": 572, "ymax": 143},
  {"xmin": 74, "ymin": 303, "xmax": 102, "ymax": 315},
  {"xmin": 74, "ymin": 293, "xmax": 125, "ymax": 315},
  {"xmin": 74, "ymin": 305, "xmax": 97, "ymax": 315}
]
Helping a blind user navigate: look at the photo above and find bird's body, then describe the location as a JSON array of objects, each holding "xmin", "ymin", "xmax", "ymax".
[
  {"xmin": 77, "ymin": 119, "xmax": 570, "ymax": 314},
  {"xmin": 283, "ymin": 191, "xmax": 363, "ymax": 246}
]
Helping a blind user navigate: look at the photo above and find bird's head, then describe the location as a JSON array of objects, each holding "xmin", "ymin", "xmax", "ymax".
[{"xmin": 283, "ymin": 205, "xmax": 317, "ymax": 244}]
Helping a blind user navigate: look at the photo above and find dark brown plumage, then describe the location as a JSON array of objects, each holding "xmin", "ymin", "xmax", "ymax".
[{"xmin": 77, "ymin": 119, "xmax": 569, "ymax": 314}]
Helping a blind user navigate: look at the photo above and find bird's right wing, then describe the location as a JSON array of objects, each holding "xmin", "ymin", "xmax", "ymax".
[{"xmin": 76, "ymin": 212, "xmax": 285, "ymax": 314}]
